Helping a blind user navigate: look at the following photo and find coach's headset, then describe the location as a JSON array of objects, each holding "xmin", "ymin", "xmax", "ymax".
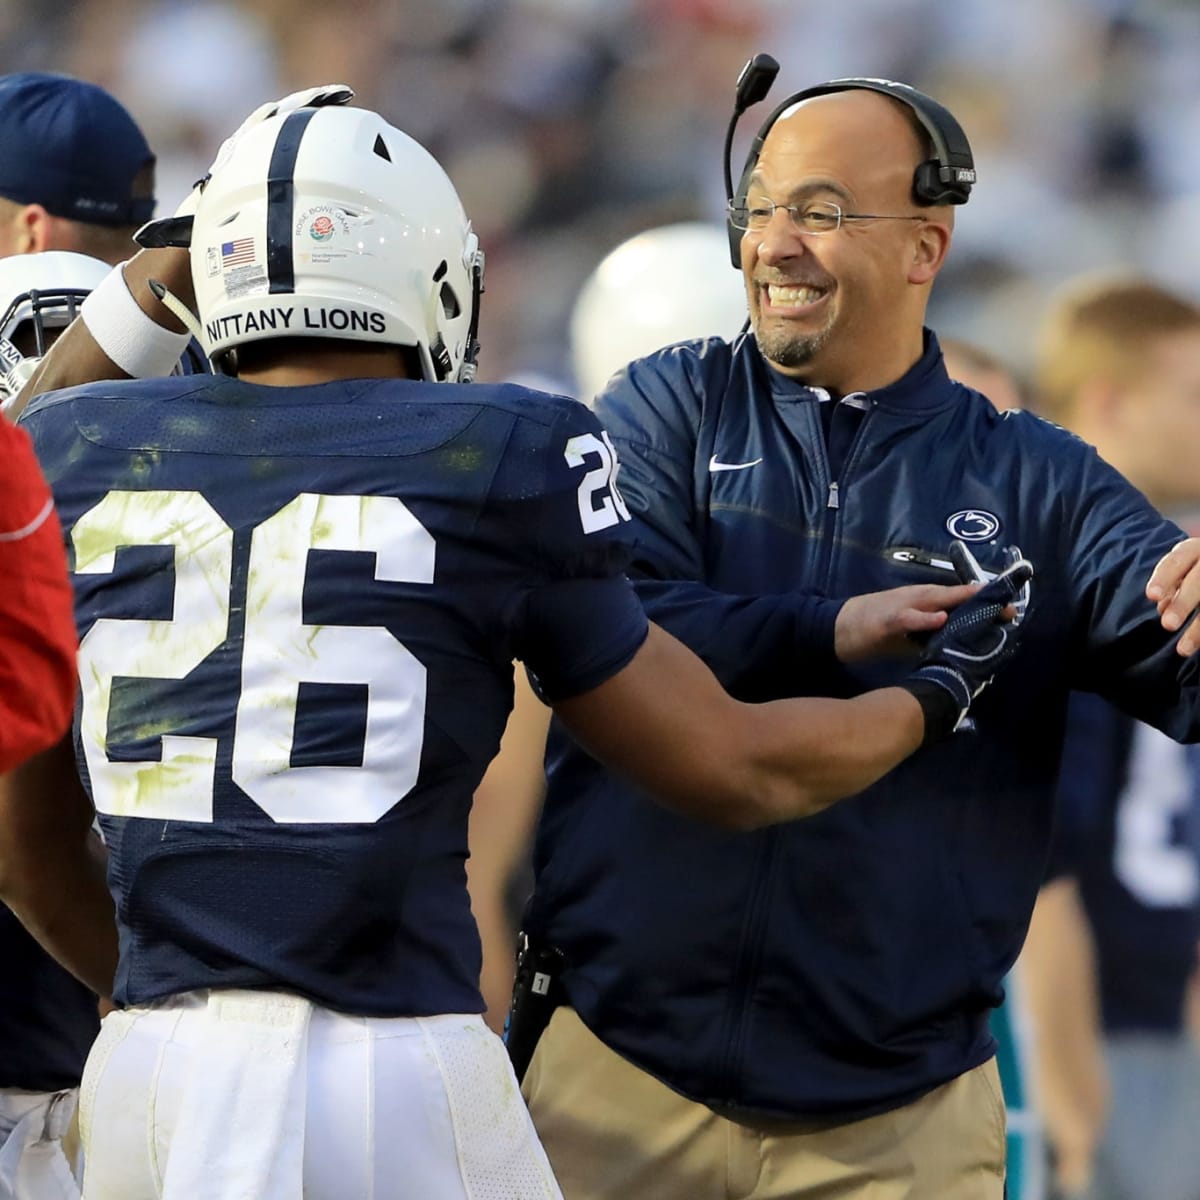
[{"xmin": 723, "ymin": 55, "xmax": 977, "ymax": 268}]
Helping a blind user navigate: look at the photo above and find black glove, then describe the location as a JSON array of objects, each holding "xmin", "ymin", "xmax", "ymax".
[{"xmin": 902, "ymin": 548, "xmax": 1033, "ymax": 743}]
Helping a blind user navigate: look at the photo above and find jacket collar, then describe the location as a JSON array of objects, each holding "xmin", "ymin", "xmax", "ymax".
[{"xmin": 757, "ymin": 329, "xmax": 955, "ymax": 414}]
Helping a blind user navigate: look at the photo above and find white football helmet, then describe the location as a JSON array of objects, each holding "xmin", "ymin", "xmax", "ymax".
[
  {"xmin": 188, "ymin": 104, "xmax": 483, "ymax": 380},
  {"xmin": 0, "ymin": 251, "xmax": 111, "ymax": 409},
  {"xmin": 570, "ymin": 222, "xmax": 747, "ymax": 402}
]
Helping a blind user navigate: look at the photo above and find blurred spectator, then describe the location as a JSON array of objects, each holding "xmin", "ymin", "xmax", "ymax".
[
  {"xmin": 1024, "ymin": 275, "xmax": 1200, "ymax": 1200},
  {"xmin": 942, "ymin": 336, "xmax": 1025, "ymax": 411},
  {"xmin": 943, "ymin": 336, "xmax": 1044, "ymax": 1200},
  {"xmin": 0, "ymin": 72, "xmax": 154, "ymax": 263}
]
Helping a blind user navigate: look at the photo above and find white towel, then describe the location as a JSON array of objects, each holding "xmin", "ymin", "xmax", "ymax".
[{"xmin": 159, "ymin": 990, "xmax": 312, "ymax": 1200}]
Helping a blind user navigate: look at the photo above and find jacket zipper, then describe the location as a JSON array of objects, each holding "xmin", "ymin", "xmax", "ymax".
[
  {"xmin": 816, "ymin": 399, "xmax": 873, "ymax": 590},
  {"xmin": 716, "ymin": 831, "xmax": 780, "ymax": 1102},
  {"xmin": 714, "ymin": 396, "xmax": 864, "ymax": 1099}
]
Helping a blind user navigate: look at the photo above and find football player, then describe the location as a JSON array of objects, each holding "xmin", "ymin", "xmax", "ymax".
[
  {"xmin": 0, "ymin": 408, "xmax": 79, "ymax": 1200},
  {"xmin": 0, "ymin": 93, "xmax": 1028, "ymax": 1199},
  {"xmin": 0, "ymin": 72, "xmax": 159, "ymax": 1200},
  {"xmin": 0, "ymin": 251, "xmax": 114, "ymax": 1200}
]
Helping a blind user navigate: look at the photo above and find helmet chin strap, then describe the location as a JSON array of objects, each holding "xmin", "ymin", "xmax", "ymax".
[
  {"xmin": 147, "ymin": 279, "xmax": 204, "ymax": 343},
  {"xmin": 459, "ymin": 247, "xmax": 484, "ymax": 384}
]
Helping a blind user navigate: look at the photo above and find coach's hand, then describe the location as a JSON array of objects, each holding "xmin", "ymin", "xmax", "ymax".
[
  {"xmin": 834, "ymin": 582, "xmax": 982, "ymax": 663},
  {"xmin": 903, "ymin": 554, "xmax": 1033, "ymax": 741},
  {"xmin": 1147, "ymin": 538, "xmax": 1200, "ymax": 656},
  {"xmin": 137, "ymin": 83, "xmax": 357, "ymax": 258},
  {"xmin": 184, "ymin": 83, "xmax": 357, "ymax": 216},
  {"xmin": 138, "ymin": 84, "xmax": 358, "ymax": 255}
]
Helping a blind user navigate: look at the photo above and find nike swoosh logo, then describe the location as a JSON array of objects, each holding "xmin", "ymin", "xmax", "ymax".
[{"xmin": 708, "ymin": 455, "xmax": 763, "ymax": 473}]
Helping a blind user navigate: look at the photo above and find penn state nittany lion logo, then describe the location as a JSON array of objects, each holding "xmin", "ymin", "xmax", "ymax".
[{"xmin": 945, "ymin": 509, "xmax": 1001, "ymax": 542}]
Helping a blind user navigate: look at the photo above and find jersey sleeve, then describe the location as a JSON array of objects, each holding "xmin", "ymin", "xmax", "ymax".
[
  {"xmin": 505, "ymin": 399, "xmax": 648, "ymax": 703},
  {"xmin": 0, "ymin": 420, "xmax": 77, "ymax": 773}
]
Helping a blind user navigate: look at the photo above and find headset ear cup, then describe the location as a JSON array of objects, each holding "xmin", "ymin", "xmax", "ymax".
[
  {"xmin": 913, "ymin": 160, "xmax": 969, "ymax": 206},
  {"xmin": 913, "ymin": 160, "xmax": 948, "ymax": 205}
]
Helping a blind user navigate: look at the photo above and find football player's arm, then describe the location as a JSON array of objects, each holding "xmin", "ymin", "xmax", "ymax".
[
  {"xmin": 0, "ymin": 733, "xmax": 117, "ymax": 1000},
  {"xmin": 9, "ymin": 245, "xmax": 193, "ymax": 422},
  {"xmin": 0, "ymin": 422, "xmax": 77, "ymax": 770},
  {"xmin": 552, "ymin": 621, "xmax": 927, "ymax": 828}
]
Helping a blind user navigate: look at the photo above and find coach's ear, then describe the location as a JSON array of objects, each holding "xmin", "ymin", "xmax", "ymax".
[{"xmin": 907, "ymin": 218, "xmax": 951, "ymax": 286}]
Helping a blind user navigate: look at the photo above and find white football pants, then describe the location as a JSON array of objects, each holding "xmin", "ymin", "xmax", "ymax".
[
  {"xmin": 78, "ymin": 990, "xmax": 562, "ymax": 1200},
  {"xmin": 0, "ymin": 1088, "xmax": 80, "ymax": 1200}
]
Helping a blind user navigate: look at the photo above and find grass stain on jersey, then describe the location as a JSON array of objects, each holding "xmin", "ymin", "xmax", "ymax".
[
  {"xmin": 126, "ymin": 451, "xmax": 162, "ymax": 481},
  {"xmin": 130, "ymin": 752, "xmax": 213, "ymax": 820},
  {"xmin": 441, "ymin": 443, "xmax": 485, "ymax": 474}
]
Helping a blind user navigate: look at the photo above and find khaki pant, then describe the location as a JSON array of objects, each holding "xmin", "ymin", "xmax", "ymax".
[{"xmin": 523, "ymin": 1007, "xmax": 1006, "ymax": 1200}]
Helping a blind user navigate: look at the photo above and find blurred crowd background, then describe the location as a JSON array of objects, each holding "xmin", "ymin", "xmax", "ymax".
[{"xmin": 3, "ymin": 0, "xmax": 1198, "ymax": 391}]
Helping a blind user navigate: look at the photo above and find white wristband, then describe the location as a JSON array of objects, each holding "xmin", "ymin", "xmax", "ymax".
[{"xmin": 80, "ymin": 262, "xmax": 192, "ymax": 378}]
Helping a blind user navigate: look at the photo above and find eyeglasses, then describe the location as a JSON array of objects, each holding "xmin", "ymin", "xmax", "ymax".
[{"xmin": 728, "ymin": 198, "xmax": 923, "ymax": 235}]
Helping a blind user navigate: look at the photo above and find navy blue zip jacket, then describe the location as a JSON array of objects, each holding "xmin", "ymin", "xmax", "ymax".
[{"xmin": 528, "ymin": 329, "xmax": 1200, "ymax": 1119}]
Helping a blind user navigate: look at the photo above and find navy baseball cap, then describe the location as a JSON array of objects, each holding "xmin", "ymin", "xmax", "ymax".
[{"xmin": 0, "ymin": 72, "xmax": 155, "ymax": 226}]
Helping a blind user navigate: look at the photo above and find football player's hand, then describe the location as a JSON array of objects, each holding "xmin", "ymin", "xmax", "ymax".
[
  {"xmin": 905, "ymin": 554, "xmax": 1034, "ymax": 738},
  {"xmin": 1147, "ymin": 538, "xmax": 1200, "ymax": 656},
  {"xmin": 834, "ymin": 582, "xmax": 981, "ymax": 663},
  {"xmin": 142, "ymin": 85, "xmax": 357, "ymax": 251}
]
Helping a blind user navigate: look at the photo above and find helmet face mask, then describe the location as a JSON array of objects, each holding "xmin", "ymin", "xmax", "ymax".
[
  {"xmin": 189, "ymin": 105, "xmax": 484, "ymax": 382},
  {"xmin": 0, "ymin": 251, "xmax": 110, "ymax": 408}
]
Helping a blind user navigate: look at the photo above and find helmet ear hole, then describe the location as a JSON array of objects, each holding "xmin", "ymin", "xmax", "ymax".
[{"xmin": 439, "ymin": 283, "xmax": 461, "ymax": 320}]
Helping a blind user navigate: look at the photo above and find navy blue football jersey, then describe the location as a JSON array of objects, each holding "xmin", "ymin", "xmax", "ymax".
[
  {"xmin": 21, "ymin": 373, "xmax": 646, "ymax": 1017},
  {"xmin": 1050, "ymin": 692, "xmax": 1200, "ymax": 1032}
]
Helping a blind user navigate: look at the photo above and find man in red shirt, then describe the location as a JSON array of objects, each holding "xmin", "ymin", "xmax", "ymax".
[{"xmin": 0, "ymin": 417, "xmax": 76, "ymax": 775}]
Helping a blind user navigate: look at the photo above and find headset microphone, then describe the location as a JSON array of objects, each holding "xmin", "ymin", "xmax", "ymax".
[{"xmin": 722, "ymin": 54, "xmax": 779, "ymax": 206}]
